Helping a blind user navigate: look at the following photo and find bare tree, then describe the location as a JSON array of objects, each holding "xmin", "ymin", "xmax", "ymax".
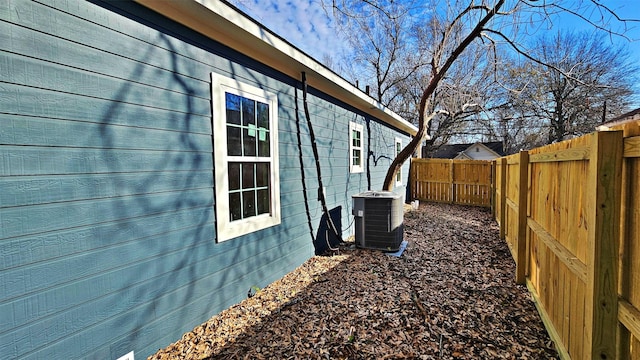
[
  {"xmin": 332, "ymin": 2, "xmax": 500, "ymax": 156},
  {"xmin": 330, "ymin": 0, "xmax": 430, "ymax": 108},
  {"xmin": 380, "ymin": 0, "xmax": 511, "ymax": 190},
  {"xmin": 530, "ymin": 31, "xmax": 635, "ymax": 143},
  {"xmin": 326, "ymin": 0, "xmax": 638, "ymax": 190},
  {"xmin": 420, "ymin": 40, "xmax": 500, "ymax": 155},
  {"xmin": 477, "ymin": 30, "xmax": 637, "ymax": 149}
]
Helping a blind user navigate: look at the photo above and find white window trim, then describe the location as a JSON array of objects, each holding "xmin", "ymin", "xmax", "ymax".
[
  {"xmin": 211, "ymin": 73, "xmax": 281, "ymax": 241},
  {"xmin": 349, "ymin": 122, "xmax": 364, "ymax": 173},
  {"xmin": 395, "ymin": 137, "xmax": 403, "ymax": 187}
]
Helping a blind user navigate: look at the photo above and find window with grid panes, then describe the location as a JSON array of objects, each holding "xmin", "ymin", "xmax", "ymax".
[
  {"xmin": 212, "ymin": 73, "xmax": 280, "ymax": 241},
  {"xmin": 395, "ymin": 137, "xmax": 402, "ymax": 185},
  {"xmin": 349, "ymin": 122, "xmax": 364, "ymax": 173}
]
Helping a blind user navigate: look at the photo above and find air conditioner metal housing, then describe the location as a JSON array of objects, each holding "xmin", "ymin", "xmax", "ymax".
[{"xmin": 352, "ymin": 191, "xmax": 404, "ymax": 251}]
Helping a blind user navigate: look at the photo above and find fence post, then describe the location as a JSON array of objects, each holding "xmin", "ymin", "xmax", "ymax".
[
  {"xmin": 410, "ymin": 158, "xmax": 416, "ymax": 201},
  {"xmin": 499, "ymin": 157, "xmax": 507, "ymax": 240},
  {"xmin": 491, "ymin": 160, "xmax": 496, "ymax": 216},
  {"xmin": 584, "ymin": 130, "xmax": 623, "ymax": 359},
  {"xmin": 449, "ymin": 159, "xmax": 455, "ymax": 204},
  {"xmin": 514, "ymin": 151, "xmax": 529, "ymax": 284}
]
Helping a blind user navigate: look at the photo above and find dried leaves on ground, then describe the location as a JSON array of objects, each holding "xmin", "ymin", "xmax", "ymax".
[{"xmin": 150, "ymin": 203, "xmax": 557, "ymax": 359}]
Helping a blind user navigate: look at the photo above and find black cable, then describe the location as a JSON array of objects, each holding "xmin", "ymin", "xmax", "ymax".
[
  {"xmin": 366, "ymin": 118, "xmax": 372, "ymax": 190},
  {"xmin": 294, "ymin": 84, "xmax": 315, "ymax": 243},
  {"xmin": 371, "ymin": 153, "xmax": 393, "ymax": 166},
  {"xmin": 301, "ymin": 72, "xmax": 342, "ymax": 248}
]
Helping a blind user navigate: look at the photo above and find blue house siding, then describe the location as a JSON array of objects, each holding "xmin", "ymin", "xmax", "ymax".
[{"xmin": 0, "ymin": 0, "xmax": 413, "ymax": 359}]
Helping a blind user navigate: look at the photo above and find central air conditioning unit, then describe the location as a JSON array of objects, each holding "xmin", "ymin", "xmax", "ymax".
[{"xmin": 352, "ymin": 191, "xmax": 404, "ymax": 251}]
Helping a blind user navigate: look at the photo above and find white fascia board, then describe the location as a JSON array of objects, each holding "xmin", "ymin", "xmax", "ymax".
[{"xmin": 133, "ymin": 0, "xmax": 418, "ymax": 136}]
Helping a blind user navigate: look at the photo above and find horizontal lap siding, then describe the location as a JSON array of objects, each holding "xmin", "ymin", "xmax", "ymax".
[
  {"xmin": 0, "ymin": 1, "xmax": 221, "ymax": 358},
  {"xmin": 280, "ymin": 91, "xmax": 410, "ymax": 240},
  {"xmin": 0, "ymin": 0, "xmax": 410, "ymax": 359}
]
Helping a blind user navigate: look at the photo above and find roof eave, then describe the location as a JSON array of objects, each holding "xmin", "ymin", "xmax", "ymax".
[{"xmin": 133, "ymin": 0, "xmax": 418, "ymax": 136}]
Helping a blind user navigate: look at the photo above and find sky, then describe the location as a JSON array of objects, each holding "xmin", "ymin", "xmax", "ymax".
[
  {"xmin": 228, "ymin": 0, "xmax": 347, "ymax": 64},
  {"xmin": 546, "ymin": 1, "xmax": 640, "ymax": 58},
  {"xmin": 228, "ymin": 0, "xmax": 640, "ymax": 64},
  {"xmin": 227, "ymin": 0, "xmax": 640, "ymax": 107}
]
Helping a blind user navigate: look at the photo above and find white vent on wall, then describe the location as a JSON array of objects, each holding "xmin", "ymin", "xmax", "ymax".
[{"xmin": 352, "ymin": 191, "xmax": 404, "ymax": 251}]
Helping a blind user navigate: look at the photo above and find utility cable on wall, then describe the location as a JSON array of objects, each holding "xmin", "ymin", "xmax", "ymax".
[
  {"xmin": 294, "ymin": 83, "xmax": 316, "ymax": 243},
  {"xmin": 366, "ymin": 118, "xmax": 372, "ymax": 190},
  {"xmin": 301, "ymin": 72, "xmax": 343, "ymax": 246}
]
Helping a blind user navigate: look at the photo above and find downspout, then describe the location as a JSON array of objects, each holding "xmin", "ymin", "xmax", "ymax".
[{"xmin": 301, "ymin": 72, "xmax": 343, "ymax": 246}]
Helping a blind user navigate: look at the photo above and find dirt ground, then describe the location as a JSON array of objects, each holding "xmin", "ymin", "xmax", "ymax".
[{"xmin": 149, "ymin": 203, "xmax": 558, "ymax": 359}]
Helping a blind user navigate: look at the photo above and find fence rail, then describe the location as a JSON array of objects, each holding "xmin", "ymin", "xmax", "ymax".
[
  {"xmin": 410, "ymin": 158, "xmax": 492, "ymax": 207},
  {"xmin": 410, "ymin": 120, "xmax": 640, "ymax": 359}
]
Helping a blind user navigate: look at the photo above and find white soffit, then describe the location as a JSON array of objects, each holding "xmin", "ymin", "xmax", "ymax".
[{"xmin": 134, "ymin": 0, "xmax": 418, "ymax": 136}]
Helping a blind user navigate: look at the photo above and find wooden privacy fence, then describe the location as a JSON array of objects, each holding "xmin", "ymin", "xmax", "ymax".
[
  {"xmin": 410, "ymin": 158, "xmax": 492, "ymax": 207},
  {"xmin": 493, "ymin": 120, "xmax": 640, "ymax": 360}
]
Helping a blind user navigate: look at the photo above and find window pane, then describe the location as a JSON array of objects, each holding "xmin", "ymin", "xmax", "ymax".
[
  {"xmin": 258, "ymin": 130, "xmax": 270, "ymax": 157},
  {"xmin": 227, "ymin": 126, "xmax": 242, "ymax": 156},
  {"xmin": 229, "ymin": 192, "xmax": 242, "ymax": 221},
  {"xmin": 242, "ymin": 98, "xmax": 256, "ymax": 127},
  {"xmin": 352, "ymin": 149, "xmax": 361, "ymax": 166},
  {"xmin": 242, "ymin": 163, "xmax": 255, "ymax": 189},
  {"xmin": 229, "ymin": 162, "xmax": 241, "ymax": 190},
  {"xmin": 257, "ymin": 102, "xmax": 269, "ymax": 129},
  {"xmin": 243, "ymin": 127, "xmax": 257, "ymax": 156},
  {"xmin": 257, "ymin": 189, "xmax": 270, "ymax": 215},
  {"xmin": 242, "ymin": 190, "xmax": 256, "ymax": 218},
  {"xmin": 256, "ymin": 163, "xmax": 270, "ymax": 187},
  {"xmin": 352, "ymin": 129, "xmax": 361, "ymax": 147},
  {"xmin": 396, "ymin": 141, "xmax": 401, "ymax": 181},
  {"xmin": 226, "ymin": 93, "xmax": 241, "ymax": 125}
]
